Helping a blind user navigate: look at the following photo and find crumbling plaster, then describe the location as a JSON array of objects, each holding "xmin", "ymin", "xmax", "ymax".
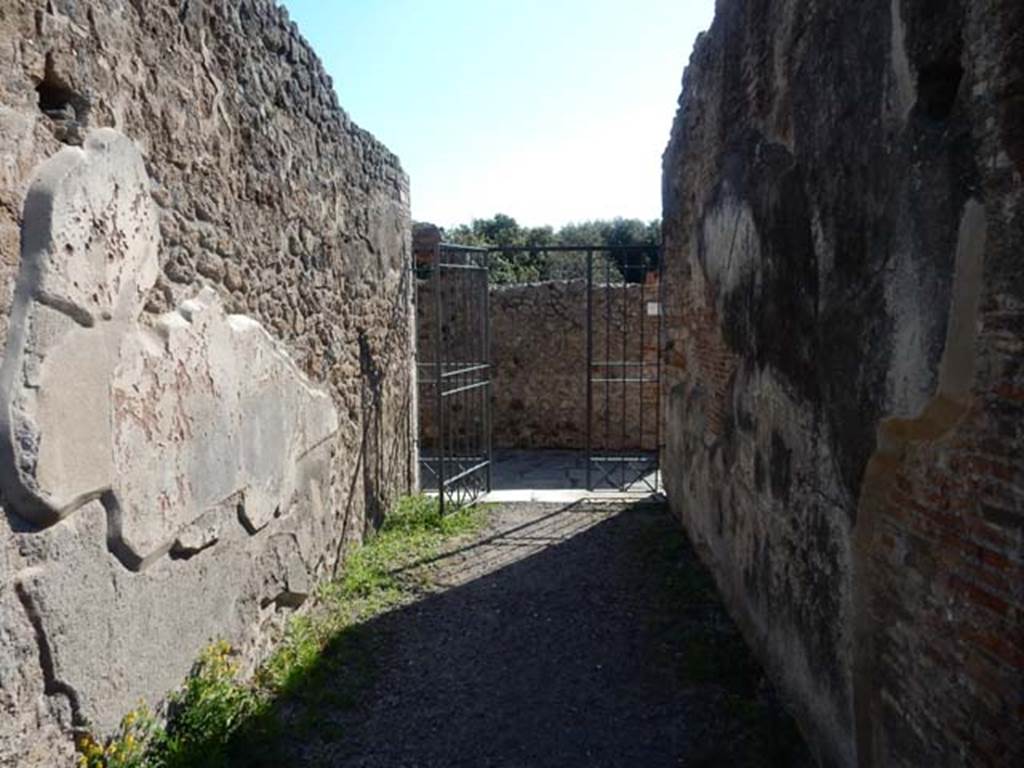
[{"xmin": 0, "ymin": 2, "xmax": 414, "ymax": 763}]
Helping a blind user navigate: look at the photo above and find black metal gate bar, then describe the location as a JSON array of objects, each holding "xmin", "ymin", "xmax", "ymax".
[
  {"xmin": 420, "ymin": 243, "xmax": 659, "ymax": 499},
  {"xmin": 479, "ymin": 244, "xmax": 661, "ymax": 493},
  {"xmin": 582, "ymin": 245, "xmax": 662, "ymax": 492},
  {"xmin": 585, "ymin": 248, "xmax": 594, "ymax": 490},
  {"xmin": 418, "ymin": 243, "xmax": 492, "ymax": 514}
]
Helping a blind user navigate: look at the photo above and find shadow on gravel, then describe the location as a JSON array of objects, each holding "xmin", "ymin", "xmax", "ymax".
[{"xmin": 233, "ymin": 499, "xmax": 812, "ymax": 767}]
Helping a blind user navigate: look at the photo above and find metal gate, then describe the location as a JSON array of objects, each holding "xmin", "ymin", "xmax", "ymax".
[
  {"xmin": 416, "ymin": 243, "xmax": 492, "ymax": 513},
  {"xmin": 584, "ymin": 246, "xmax": 662, "ymax": 492},
  {"xmin": 416, "ymin": 241, "xmax": 661, "ymax": 506}
]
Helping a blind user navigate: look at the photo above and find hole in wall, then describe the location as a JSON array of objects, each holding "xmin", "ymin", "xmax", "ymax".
[
  {"xmin": 36, "ymin": 72, "xmax": 77, "ymax": 117},
  {"xmin": 917, "ymin": 60, "xmax": 964, "ymax": 120},
  {"xmin": 35, "ymin": 53, "xmax": 91, "ymax": 148}
]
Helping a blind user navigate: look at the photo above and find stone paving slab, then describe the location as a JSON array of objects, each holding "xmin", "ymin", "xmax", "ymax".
[{"xmin": 423, "ymin": 449, "xmax": 661, "ymax": 503}]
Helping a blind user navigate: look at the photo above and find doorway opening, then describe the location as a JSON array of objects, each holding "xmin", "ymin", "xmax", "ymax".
[{"xmin": 415, "ymin": 237, "xmax": 662, "ymax": 512}]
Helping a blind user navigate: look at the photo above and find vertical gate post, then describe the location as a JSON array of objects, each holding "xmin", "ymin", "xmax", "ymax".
[
  {"xmin": 620, "ymin": 252, "xmax": 628, "ymax": 488},
  {"xmin": 432, "ymin": 242, "xmax": 445, "ymax": 515},
  {"xmin": 483, "ymin": 251, "xmax": 493, "ymax": 494},
  {"xmin": 639, "ymin": 250, "xmax": 646, "ymax": 465},
  {"xmin": 585, "ymin": 249, "xmax": 594, "ymax": 491}
]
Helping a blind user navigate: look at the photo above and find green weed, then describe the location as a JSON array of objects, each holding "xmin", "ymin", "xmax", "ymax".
[{"xmin": 76, "ymin": 495, "xmax": 485, "ymax": 768}]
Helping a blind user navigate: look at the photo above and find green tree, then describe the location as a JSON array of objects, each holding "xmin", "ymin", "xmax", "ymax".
[{"xmin": 441, "ymin": 214, "xmax": 660, "ymax": 284}]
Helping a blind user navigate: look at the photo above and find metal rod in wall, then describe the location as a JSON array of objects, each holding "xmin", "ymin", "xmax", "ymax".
[{"xmin": 408, "ymin": 256, "xmax": 419, "ymax": 494}]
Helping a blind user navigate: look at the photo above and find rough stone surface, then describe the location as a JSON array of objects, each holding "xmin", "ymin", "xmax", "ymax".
[
  {"xmin": 1, "ymin": 130, "xmax": 340, "ymax": 567},
  {"xmin": 490, "ymin": 281, "xmax": 660, "ymax": 451},
  {"xmin": 662, "ymin": 0, "xmax": 1023, "ymax": 766},
  {"xmin": 0, "ymin": 2, "xmax": 413, "ymax": 763}
]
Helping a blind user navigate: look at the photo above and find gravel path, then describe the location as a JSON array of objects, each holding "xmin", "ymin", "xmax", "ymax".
[{"xmin": 304, "ymin": 500, "xmax": 812, "ymax": 767}]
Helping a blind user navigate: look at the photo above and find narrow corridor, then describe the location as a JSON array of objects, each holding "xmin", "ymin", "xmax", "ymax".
[{"xmin": 277, "ymin": 501, "xmax": 811, "ymax": 767}]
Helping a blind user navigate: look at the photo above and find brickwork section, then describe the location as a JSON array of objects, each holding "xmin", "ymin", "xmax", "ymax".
[{"xmin": 662, "ymin": 0, "xmax": 1023, "ymax": 765}]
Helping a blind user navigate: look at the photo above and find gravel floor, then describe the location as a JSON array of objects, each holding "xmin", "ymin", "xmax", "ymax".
[{"xmin": 298, "ymin": 500, "xmax": 813, "ymax": 767}]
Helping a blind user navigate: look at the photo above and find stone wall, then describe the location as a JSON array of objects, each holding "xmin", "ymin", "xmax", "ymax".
[
  {"xmin": 0, "ymin": 1, "xmax": 413, "ymax": 764},
  {"xmin": 416, "ymin": 277, "xmax": 659, "ymax": 453},
  {"xmin": 661, "ymin": 0, "xmax": 1022, "ymax": 766},
  {"xmin": 490, "ymin": 281, "xmax": 659, "ymax": 451}
]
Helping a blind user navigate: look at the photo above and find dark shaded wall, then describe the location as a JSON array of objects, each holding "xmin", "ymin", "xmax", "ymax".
[{"xmin": 661, "ymin": 0, "xmax": 1022, "ymax": 765}]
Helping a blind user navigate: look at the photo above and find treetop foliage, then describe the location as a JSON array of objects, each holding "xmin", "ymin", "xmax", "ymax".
[{"xmin": 420, "ymin": 214, "xmax": 661, "ymax": 284}]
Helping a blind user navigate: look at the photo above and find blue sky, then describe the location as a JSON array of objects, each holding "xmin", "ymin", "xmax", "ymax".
[{"xmin": 281, "ymin": 0, "xmax": 716, "ymax": 228}]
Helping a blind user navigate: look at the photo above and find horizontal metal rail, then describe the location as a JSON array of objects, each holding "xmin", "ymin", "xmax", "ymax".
[
  {"xmin": 419, "ymin": 361, "xmax": 490, "ymax": 368},
  {"xmin": 421, "ymin": 454, "xmax": 488, "ymax": 464},
  {"xmin": 440, "ymin": 459, "xmax": 491, "ymax": 487},
  {"xmin": 415, "ymin": 363, "xmax": 491, "ymax": 382},
  {"xmin": 440, "ymin": 363, "xmax": 491, "ymax": 379},
  {"xmin": 591, "ymin": 377, "xmax": 659, "ymax": 384},
  {"xmin": 440, "ymin": 244, "xmax": 491, "ymax": 253},
  {"xmin": 441, "ymin": 379, "xmax": 490, "ymax": 398},
  {"xmin": 486, "ymin": 245, "xmax": 658, "ymax": 253},
  {"xmin": 437, "ymin": 262, "xmax": 489, "ymax": 271}
]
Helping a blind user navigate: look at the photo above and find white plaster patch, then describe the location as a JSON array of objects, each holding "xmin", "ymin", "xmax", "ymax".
[
  {"xmin": 701, "ymin": 192, "xmax": 761, "ymax": 301},
  {"xmin": 885, "ymin": 200, "xmax": 987, "ymax": 417},
  {"xmin": 888, "ymin": 0, "xmax": 916, "ymax": 123},
  {"xmin": 937, "ymin": 199, "xmax": 986, "ymax": 398},
  {"xmin": 884, "ymin": 247, "xmax": 934, "ymax": 417},
  {"xmin": 0, "ymin": 129, "xmax": 339, "ymax": 569}
]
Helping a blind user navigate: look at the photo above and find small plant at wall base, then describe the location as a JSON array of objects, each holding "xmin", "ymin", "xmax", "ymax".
[
  {"xmin": 76, "ymin": 707, "xmax": 160, "ymax": 768},
  {"xmin": 74, "ymin": 495, "xmax": 485, "ymax": 768}
]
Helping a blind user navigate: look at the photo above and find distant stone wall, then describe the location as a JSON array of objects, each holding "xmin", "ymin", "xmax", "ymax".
[
  {"xmin": 662, "ymin": 0, "xmax": 1023, "ymax": 766},
  {"xmin": 416, "ymin": 278, "xmax": 659, "ymax": 453},
  {"xmin": 0, "ymin": 2, "xmax": 413, "ymax": 764},
  {"xmin": 489, "ymin": 281, "xmax": 659, "ymax": 451}
]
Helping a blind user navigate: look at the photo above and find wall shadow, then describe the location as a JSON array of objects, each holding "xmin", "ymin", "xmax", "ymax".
[{"xmin": 213, "ymin": 501, "xmax": 812, "ymax": 767}]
